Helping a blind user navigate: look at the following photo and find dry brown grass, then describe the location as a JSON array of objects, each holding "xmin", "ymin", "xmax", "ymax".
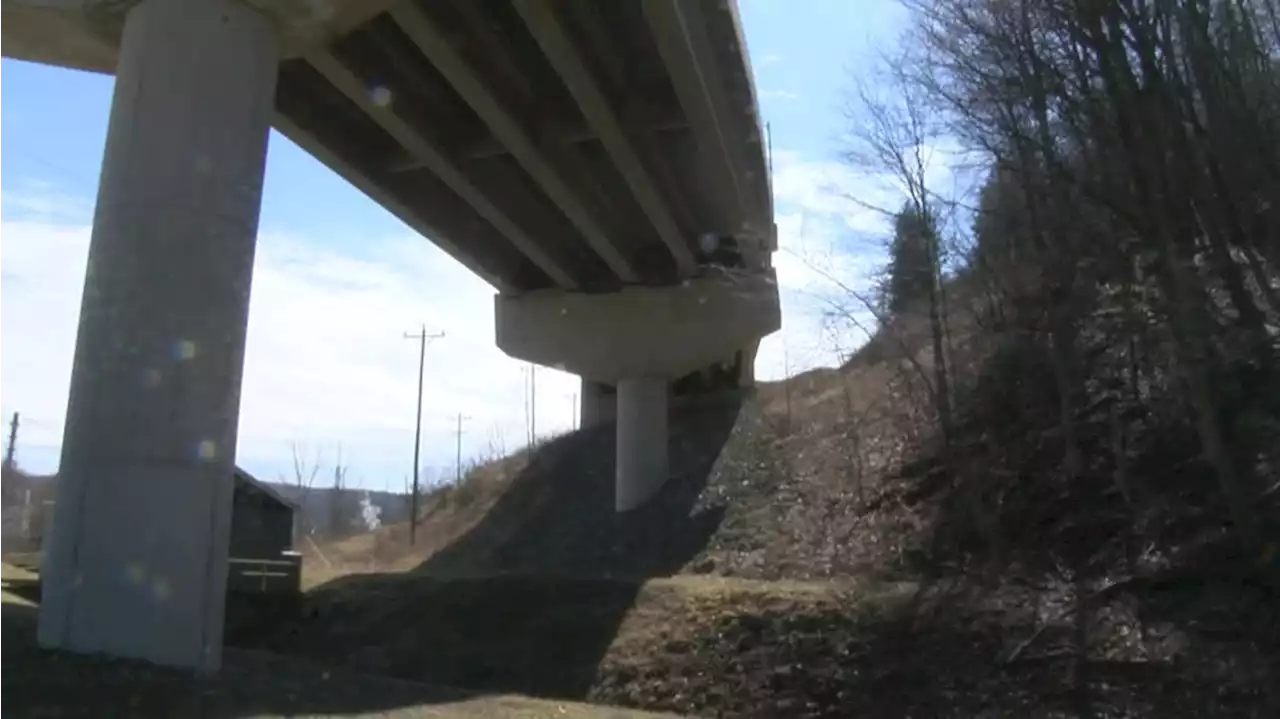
[
  {"xmin": 305, "ymin": 449, "xmax": 537, "ymax": 576},
  {"xmin": 300, "ymin": 299, "xmax": 983, "ymax": 588}
]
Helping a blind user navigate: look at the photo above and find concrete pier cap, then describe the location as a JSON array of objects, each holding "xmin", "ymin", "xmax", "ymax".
[
  {"xmin": 494, "ymin": 268, "xmax": 782, "ymax": 384},
  {"xmin": 497, "ymin": 268, "xmax": 780, "ymax": 513}
]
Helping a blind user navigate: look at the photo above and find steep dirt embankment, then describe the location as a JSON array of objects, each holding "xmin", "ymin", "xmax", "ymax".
[
  {"xmin": 247, "ymin": 307, "xmax": 1061, "ymax": 718},
  {"xmin": 311, "ymin": 307, "xmax": 968, "ymax": 584},
  {"xmin": 311, "ymin": 384, "xmax": 911, "ymax": 585},
  {"xmin": 256, "ymin": 288, "xmax": 1278, "ymax": 718}
]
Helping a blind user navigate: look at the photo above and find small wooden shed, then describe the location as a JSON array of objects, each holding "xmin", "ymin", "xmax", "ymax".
[
  {"xmin": 230, "ymin": 467, "xmax": 297, "ymax": 558},
  {"xmin": 227, "ymin": 467, "xmax": 302, "ymax": 596}
]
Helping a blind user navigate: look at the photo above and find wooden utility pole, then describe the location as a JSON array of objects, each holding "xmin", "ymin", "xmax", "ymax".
[
  {"xmin": 454, "ymin": 412, "xmax": 470, "ymax": 483},
  {"xmin": 4, "ymin": 412, "xmax": 19, "ymax": 469},
  {"xmin": 766, "ymin": 121, "xmax": 773, "ymax": 182},
  {"xmin": 522, "ymin": 363, "xmax": 538, "ymax": 450},
  {"xmin": 1, "ymin": 411, "xmax": 15, "ymax": 501},
  {"xmin": 404, "ymin": 325, "xmax": 444, "ymax": 545},
  {"xmin": 529, "ymin": 363, "xmax": 537, "ymax": 445},
  {"xmin": 783, "ymin": 337, "xmax": 793, "ymax": 434}
]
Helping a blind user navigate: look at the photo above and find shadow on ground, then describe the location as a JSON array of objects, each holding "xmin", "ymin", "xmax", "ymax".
[
  {"xmin": 2, "ymin": 587, "xmax": 475, "ymax": 719},
  {"xmin": 240, "ymin": 394, "xmax": 745, "ymax": 701},
  {"xmin": 4, "ymin": 578, "xmax": 667, "ymax": 719}
]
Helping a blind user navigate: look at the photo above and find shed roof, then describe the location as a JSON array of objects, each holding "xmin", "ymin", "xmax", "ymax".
[{"xmin": 233, "ymin": 466, "xmax": 299, "ymax": 511}]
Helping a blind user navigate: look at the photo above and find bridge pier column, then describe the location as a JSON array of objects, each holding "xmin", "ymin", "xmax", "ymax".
[
  {"xmin": 737, "ymin": 340, "xmax": 761, "ymax": 388},
  {"xmin": 579, "ymin": 379, "xmax": 615, "ymax": 428},
  {"xmin": 37, "ymin": 0, "xmax": 278, "ymax": 674},
  {"xmin": 615, "ymin": 376, "xmax": 669, "ymax": 512}
]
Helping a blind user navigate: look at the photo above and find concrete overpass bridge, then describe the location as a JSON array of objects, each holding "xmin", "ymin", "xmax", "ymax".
[{"xmin": 3, "ymin": 0, "xmax": 779, "ymax": 673}]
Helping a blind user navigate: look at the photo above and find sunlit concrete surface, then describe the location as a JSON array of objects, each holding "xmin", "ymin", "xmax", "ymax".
[
  {"xmin": 495, "ymin": 269, "xmax": 782, "ymax": 383},
  {"xmin": 33, "ymin": 0, "xmax": 279, "ymax": 673},
  {"xmin": 615, "ymin": 377, "xmax": 669, "ymax": 512},
  {"xmin": 5, "ymin": 0, "xmax": 777, "ymax": 671}
]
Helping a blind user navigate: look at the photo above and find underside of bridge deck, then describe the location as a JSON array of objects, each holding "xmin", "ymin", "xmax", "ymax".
[
  {"xmin": 277, "ymin": 0, "xmax": 776, "ymax": 294},
  {"xmin": 4, "ymin": 0, "xmax": 776, "ymax": 292},
  {"xmin": 6, "ymin": 0, "xmax": 779, "ymax": 673}
]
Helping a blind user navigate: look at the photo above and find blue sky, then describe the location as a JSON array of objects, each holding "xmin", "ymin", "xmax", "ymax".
[{"xmin": 1, "ymin": 0, "xmax": 907, "ymax": 489}]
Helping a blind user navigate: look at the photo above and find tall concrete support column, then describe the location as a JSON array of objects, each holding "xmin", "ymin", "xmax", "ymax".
[
  {"xmin": 37, "ymin": 0, "xmax": 279, "ymax": 673},
  {"xmin": 579, "ymin": 379, "xmax": 616, "ymax": 428},
  {"xmin": 738, "ymin": 340, "xmax": 761, "ymax": 388},
  {"xmin": 615, "ymin": 377, "xmax": 669, "ymax": 512}
]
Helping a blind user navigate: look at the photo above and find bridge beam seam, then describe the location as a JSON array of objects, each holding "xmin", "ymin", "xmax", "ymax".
[
  {"xmin": 272, "ymin": 114, "xmax": 512, "ymax": 294},
  {"xmin": 305, "ymin": 50, "xmax": 580, "ymax": 291},
  {"xmin": 387, "ymin": 113, "xmax": 689, "ymax": 169},
  {"xmin": 642, "ymin": 0, "xmax": 768, "ymax": 266},
  {"xmin": 514, "ymin": 0, "xmax": 698, "ymax": 278},
  {"xmin": 388, "ymin": 1, "xmax": 641, "ymax": 285}
]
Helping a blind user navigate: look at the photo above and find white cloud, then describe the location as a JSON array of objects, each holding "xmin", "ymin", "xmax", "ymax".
[
  {"xmin": 760, "ymin": 89, "xmax": 800, "ymax": 101},
  {"xmin": 2, "ymin": 147, "xmax": 901, "ymax": 484},
  {"xmin": 0, "ymin": 209, "xmax": 578, "ymax": 489},
  {"xmin": 1, "ymin": 180, "xmax": 93, "ymax": 224},
  {"xmin": 752, "ymin": 150, "xmax": 898, "ymax": 379},
  {"xmin": 757, "ymin": 139, "xmax": 978, "ymax": 380},
  {"xmin": 757, "ymin": 53, "xmax": 784, "ymax": 69}
]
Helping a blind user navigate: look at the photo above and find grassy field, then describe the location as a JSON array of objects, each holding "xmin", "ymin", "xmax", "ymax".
[{"xmin": 1, "ymin": 564, "xmax": 673, "ymax": 719}]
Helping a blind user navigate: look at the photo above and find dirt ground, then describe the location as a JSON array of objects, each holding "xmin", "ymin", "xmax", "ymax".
[{"xmin": 239, "ymin": 568, "xmax": 1279, "ymax": 718}]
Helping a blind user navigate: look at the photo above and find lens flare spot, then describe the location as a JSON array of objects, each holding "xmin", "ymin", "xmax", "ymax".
[
  {"xmin": 197, "ymin": 440, "xmax": 218, "ymax": 461},
  {"xmin": 698, "ymin": 232, "xmax": 719, "ymax": 254},
  {"xmin": 369, "ymin": 85, "xmax": 392, "ymax": 107},
  {"xmin": 127, "ymin": 564, "xmax": 145, "ymax": 584},
  {"xmin": 143, "ymin": 368, "xmax": 162, "ymax": 389},
  {"xmin": 152, "ymin": 577, "xmax": 172, "ymax": 602},
  {"xmin": 174, "ymin": 340, "xmax": 197, "ymax": 362}
]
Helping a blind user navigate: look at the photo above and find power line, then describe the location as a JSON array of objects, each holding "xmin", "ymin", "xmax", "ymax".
[{"xmin": 403, "ymin": 325, "xmax": 444, "ymax": 546}]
